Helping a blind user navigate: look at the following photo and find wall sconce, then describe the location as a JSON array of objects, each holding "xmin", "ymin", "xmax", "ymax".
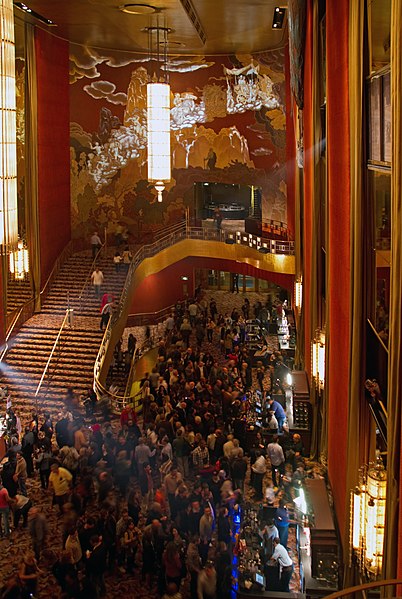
[
  {"xmin": 295, "ymin": 277, "xmax": 302, "ymax": 312},
  {"xmin": 350, "ymin": 455, "xmax": 386, "ymax": 578},
  {"xmin": 9, "ymin": 239, "xmax": 29, "ymax": 280},
  {"xmin": 0, "ymin": 0, "xmax": 19, "ymax": 252},
  {"xmin": 312, "ymin": 330, "xmax": 325, "ymax": 390}
]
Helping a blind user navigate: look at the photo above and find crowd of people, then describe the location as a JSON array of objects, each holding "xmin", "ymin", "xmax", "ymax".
[{"xmin": 0, "ymin": 291, "xmax": 309, "ymax": 599}]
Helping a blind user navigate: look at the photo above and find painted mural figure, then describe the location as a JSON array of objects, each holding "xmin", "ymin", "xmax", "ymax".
[
  {"xmin": 92, "ymin": 106, "xmax": 121, "ymax": 146},
  {"xmin": 206, "ymin": 148, "xmax": 217, "ymax": 170}
]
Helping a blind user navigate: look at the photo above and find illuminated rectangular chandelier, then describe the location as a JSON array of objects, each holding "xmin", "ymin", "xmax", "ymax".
[
  {"xmin": 350, "ymin": 455, "xmax": 387, "ymax": 578},
  {"xmin": 9, "ymin": 238, "xmax": 29, "ymax": 280},
  {"xmin": 0, "ymin": 0, "xmax": 18, "ymax": 252},
  {"xmin": 312, "ymin": 329, "xmax": 325, "ymax": 391},
  {"xmin": 146, "ymin": 22, "xmax": 171, "ymax": 203}
]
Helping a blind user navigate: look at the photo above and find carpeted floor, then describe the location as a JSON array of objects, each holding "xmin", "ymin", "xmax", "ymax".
[{"xmin": 0, "ymin": 289, "xmax": 306, "ymax": 598}]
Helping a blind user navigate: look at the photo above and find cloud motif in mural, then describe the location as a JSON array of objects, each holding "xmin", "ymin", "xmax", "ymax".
[
  {"xmin": 251, "ymin": 147, "xmax": 273, "ymax": 156},
  {"xmin": 70, "ymin": 45, "xmax": 214, "ymax": 83},
  {"xmin": 163, "ymin": 58, "xmax": 214, "ymax": 73},
  {"xmin": 83, "ymin": 80, "xmax": 128, "ymax": 105}
]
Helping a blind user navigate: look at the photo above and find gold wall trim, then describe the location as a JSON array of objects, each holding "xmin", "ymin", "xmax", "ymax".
[
  {"xmin": 132, "ymin": 239, "xmax": 295, "ymax": 286},
  {"xmin": 376, "ymin": 249, "xmax": 391, "ymax": 268}
]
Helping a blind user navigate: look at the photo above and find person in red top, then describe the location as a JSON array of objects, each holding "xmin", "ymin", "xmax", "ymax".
[
  {"xmin": 154, "ymin": 484, "xmax": 167, "ymax": 514},
  {"xmin": 162, "ymin": 541, "xmax": 183, "ymax": 590},
  {"xmin": 0, "ymin": 478, "xmax": 11, "ymax": 537},
  {"xmin": 120, "ymin": 405, "xmax": 137, "ymax": 427}
]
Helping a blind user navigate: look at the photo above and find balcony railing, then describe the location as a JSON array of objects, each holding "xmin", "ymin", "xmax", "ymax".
[{"xmin": 93, "ymin": 221, "xmax": 294, "ymax": 412}]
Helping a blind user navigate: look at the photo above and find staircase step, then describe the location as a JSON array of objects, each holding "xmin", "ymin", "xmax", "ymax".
[{"xmin": 0, "ymin": 245, "xmax": 128, "ymax": 420}]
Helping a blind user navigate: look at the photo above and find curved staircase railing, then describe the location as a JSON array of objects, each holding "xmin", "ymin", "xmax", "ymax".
[{"xmin": 93, "ymin": 221, "xmax": 295, "ymax": 412}]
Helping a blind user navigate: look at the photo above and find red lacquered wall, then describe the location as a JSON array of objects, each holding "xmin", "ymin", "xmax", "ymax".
[
  {"xmin": 130, "ymin": 256, "xmax": 294, "ymax": 314},
  {"xmin": 326, "ymin": 0, "xmax": 351, "ymax": 533},
  {"xmin": 35, "ymin": 29, "xmax": 71, "ymax": 284}
]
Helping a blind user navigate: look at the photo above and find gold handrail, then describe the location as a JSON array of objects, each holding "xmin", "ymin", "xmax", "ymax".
[
  {"xmin": 94, "ymin": 373, "xmax": 143, "ymax": 413},
  {"xmin": 34, "ymin": 308, "xmax": 73, "ymax": 410},
  {"xmin": 93, "ymin": 221, "xmax": 296, "ymax": 412},
  {"xmin": 2, "ymin": 240, "xmax": 75, "ymax": 356},
  {"xmin": 324, "ymin": 579, "xmax": 402, "ymax": 599},
  {"xmin": 124, "ymin": 346, "xmax": 140, "ymax": 398}
]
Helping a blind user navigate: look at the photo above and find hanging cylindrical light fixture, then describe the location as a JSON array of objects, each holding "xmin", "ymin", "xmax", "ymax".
[
  {"xmin": 147, "ymin": 82, "xmax": 171, "ymax": 202},
  {"xmin": 9, "ymin": 238, "xmax": 29, "ymax": 280},
  {"xmin": 146, "ymin": 21, "xmax": 171, "ymax": 202},
  {"xmin": 0, "ymin": 0, "xmax": 18, "ymax": 251}
]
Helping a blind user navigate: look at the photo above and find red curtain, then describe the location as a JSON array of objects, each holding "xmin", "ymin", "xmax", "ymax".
[
  {"xmin": 326, "ymin": 0, "xmax": 351, "ymax": 532},
  {"xmin": 35, "ymin": 29, "xmax": 71, "ymax": 283}
]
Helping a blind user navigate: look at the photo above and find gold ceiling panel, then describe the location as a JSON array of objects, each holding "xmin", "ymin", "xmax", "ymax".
[{"xmin": 15, "ymin": 0, "xmax": 288, "ymax": 55}]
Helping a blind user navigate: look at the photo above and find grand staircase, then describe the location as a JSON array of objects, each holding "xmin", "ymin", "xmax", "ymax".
[{"xmin": 0, "ymin": 250, "xmax": 127, "ymax": 424}]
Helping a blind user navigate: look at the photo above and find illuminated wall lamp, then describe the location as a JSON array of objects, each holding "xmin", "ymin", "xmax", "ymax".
[
  {"xmin": 295, "ymin": 277, "xmax": 302, "ymax": 311},
  {"xmin": 312, "ymin": 332, "xmax": 325, "ymax": 390},
  {"xmin": 9, "ymin": 239, "xmax": 29, "ymax": 280},
  {"xmin": 0, "ymin": 0, "xmax": 18, "ymax": 252}
]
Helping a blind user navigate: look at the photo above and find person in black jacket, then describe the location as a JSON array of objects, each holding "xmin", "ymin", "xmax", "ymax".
[
  {"xmin": 217, "ymin": 507, "xmax": 232, "ymax": 547},
  {"xmin": 86, "ymin": 534, "xmax": 107, "ymax": 597},
  {"xmin": 231, "ymin": 449, "xmax": 248, "ymax": 493}
]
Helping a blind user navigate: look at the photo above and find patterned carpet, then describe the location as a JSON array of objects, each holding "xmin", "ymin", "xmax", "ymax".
[{"xmin": 0, "ymin": 289, "xmax": 305, "ymax": 598}]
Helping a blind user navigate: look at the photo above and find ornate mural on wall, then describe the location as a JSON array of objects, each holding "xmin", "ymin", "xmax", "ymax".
[{"xmin": 69, "ymin": 45, "xmax": 287, "ymax": 242}]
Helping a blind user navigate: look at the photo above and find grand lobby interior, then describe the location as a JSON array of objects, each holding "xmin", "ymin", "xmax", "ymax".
[{"xmin": 0, "ymin": 0, "xmax": 400, "ymax": 598}]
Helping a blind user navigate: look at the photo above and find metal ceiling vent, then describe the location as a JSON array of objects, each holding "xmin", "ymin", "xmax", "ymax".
[{"xmin": 178, "ymin": 0, "xmax": 206, "ymax": 45}]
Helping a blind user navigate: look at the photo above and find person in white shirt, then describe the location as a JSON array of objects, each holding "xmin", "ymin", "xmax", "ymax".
[
  {"xmin": 91, "ymin": 268, "xmax": 104, "ymax": 297},
  {"xmin": 223, "ymin": 434, "xmax": 235, "ymax": 459},
  {"xmin": 268, "ymin": 411, "xmax": 278, "ymax": 432},
  {"xmin": 197, "ymin": 562, "xmax": 217, "ymax": 599},
  {"xmin": 259, "ymin": 519, "xmax": 279, "ymax": 558},
  {"xmin": 251, "ymin": 452, "xmax": 267, "ymax": 499},
  {"xmin": 90, "ymin": 232, "xmax": 102, "ymax": 259},
  {"xmin": 271, "ymin": 537, "xmax": 293, "ymax": 592},
  {"xmin": 267, "ymin": 435, "xmax": 285, "ymax": 487}
]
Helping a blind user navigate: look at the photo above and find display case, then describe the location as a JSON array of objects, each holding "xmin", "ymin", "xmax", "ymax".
[
  {"xmin": 292, "ymin": 401, "xmax": 311, "ymax": 430},
  {"xmin": 302, "ymin": 478, "xmax": 340, "ymax": 596}
]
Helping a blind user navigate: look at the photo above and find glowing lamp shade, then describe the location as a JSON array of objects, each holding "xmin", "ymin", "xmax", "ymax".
[
  {"xmin": 312, "ymin": 332, "xmax": 325, "ymax": 390},
  {"xmin": 352, "ymin": 487, "xmax": 365, "ymax": 550},
  {"xmin": 0, "ymin": 0, "xmax": 18, "ymax": 251},
  {"xmin": 9, "ymin": 239, "xmax": 29, "ymax": 280},
  {"xmin": 295, "ymin": 278, "xmax": 302, "ymax": 311},
  {"xmin": 147, "ymin": 82, "xmax": 171, "ymax": 202},
  {"xmin": 364, "ymin": 462, "xmax": 386, "ymax": 576}
]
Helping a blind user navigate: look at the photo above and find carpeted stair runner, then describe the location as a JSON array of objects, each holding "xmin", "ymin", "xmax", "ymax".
[{"xmin": 0, "ymin": 250, "xmax": 127, "ymax": 422}]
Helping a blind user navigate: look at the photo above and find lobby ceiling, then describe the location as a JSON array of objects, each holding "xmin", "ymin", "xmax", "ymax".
[{"xmin": 14, "ymin": 0, "xmax": 288, "ymax": 55}]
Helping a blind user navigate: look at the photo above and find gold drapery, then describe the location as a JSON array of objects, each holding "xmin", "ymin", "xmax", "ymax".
[
  {"xmin": 294, "ymin": 106, "xmax": 304, "ymax": 370},
  {"xmin": 383, "ymin": 0, "xmax": 402, "ymax": 583},
  {"xmin": 308, "ymin": 0, "xmax": 324, "ymax": 460},
  {"xmin": 24, "ymin": 23, "xmax": 41, "ymax": 312},
  {"xmin": 342, "ymin": 0, "xmax": 368, "ymax": 573}
]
